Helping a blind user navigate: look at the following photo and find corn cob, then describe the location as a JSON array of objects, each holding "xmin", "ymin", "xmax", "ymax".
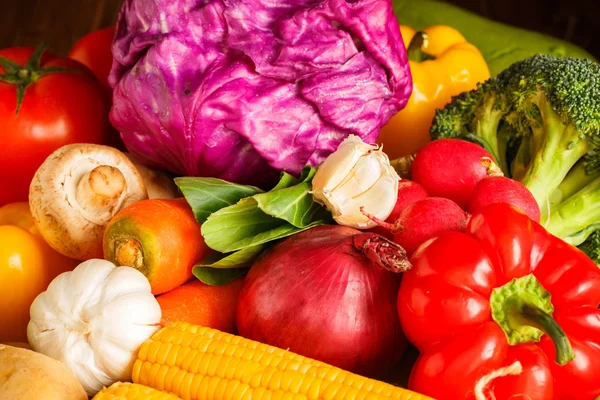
[
  {"xmin": 133, "ymin": 321, "xmax": 434, "ymax": 400},
  {"xmin": 93, "ymin": 382, "xmax": 182, "ymax": 399}
]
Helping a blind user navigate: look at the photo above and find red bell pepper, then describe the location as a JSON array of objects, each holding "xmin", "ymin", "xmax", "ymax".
[{"xmin": 398, "ymin": 202, "xmax": 600, "ymax": 400}]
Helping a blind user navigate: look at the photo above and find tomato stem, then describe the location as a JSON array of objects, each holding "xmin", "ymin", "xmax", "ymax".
[{"xmin": 0, "ymin": 42, "xmax": 84, "ymax": 115}]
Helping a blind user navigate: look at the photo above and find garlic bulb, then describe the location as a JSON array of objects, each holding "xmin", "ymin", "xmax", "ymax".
[
  {"xmin": 311, "ymin": 135, "xmax": 400, "ymax": 229},
  {"xmin": 27, "ymin": 259, "xmax": 162, "ymax": 396}
]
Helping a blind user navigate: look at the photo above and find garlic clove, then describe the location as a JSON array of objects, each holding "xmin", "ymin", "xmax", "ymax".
[
  {"xmin": 329, "ymin": 153, "xmax": 387, "ymax": 201},
  {"xmin": 312, "ymin": 135, "xmax": 373, "ymax": 192},
  {"xmin": 312, "ymin": 135, "xmax": 400, "ymax": 229},
  {"xmin": 333, "ymin": 174, "xmax": 399, "ymax": 228}
]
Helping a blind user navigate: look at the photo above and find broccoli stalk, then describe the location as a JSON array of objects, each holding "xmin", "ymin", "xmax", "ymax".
[
  {"xmin": 517, "ymin": 96, "xmax": 591, "ymax": 209},
  {"xmin": 510, "ymin": 133, "xmax": 532, "ymax": 181},
  {"xmin": 472, "ymin": 92, "xmax": 510, "ymax": 174},
  {"xmin": 549, "ymin": 159, "xmax": 600, "ymax": 208},
  {"xmin": 544, "ymin": 176, "xmax": 600, "ymax": 245}
]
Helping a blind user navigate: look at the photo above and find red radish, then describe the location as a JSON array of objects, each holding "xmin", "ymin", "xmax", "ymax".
[
  {"xmin": 236, "ymin": 225, "xmax": 409, "ymax": 378},
  {"xmin": 389, "ymin": 179, "xmax": 429, "ymax": 221},
  {"xmin": 363, "ymin": 197, "xmax": 470, "ymax": 256},
  {"xmin": 468, "ymin": 176, "xmax": 541, "ymax": 222},
  {"xmin": 371, "ymin": 179, "xmax": 429, "ymax": 239},
  {"xmin": 411, "ymin": 139, "xmax": 502, "ymax": 209}
]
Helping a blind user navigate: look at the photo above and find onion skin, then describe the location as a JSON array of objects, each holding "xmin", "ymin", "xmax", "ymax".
[{"xmin": 236, "ymin": 225, "xmax": 408, "ymax": 378}]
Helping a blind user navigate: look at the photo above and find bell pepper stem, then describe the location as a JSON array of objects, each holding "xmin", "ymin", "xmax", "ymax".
[
  {"xmin": 407, "ymin": 32, "xmax": 436, "ymax": 63},
  {"xmin": 490, "ymin": 274, "xmax": 575, "ymax": 366},
  {"xmin": 519, "ymin": 302, "xmax": 575, "ymax": 365}
]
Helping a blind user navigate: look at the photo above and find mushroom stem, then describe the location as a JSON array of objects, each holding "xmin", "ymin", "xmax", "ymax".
[{"xmin": 76, "ymin": 165, "xmax": 126, "ymax": 217}]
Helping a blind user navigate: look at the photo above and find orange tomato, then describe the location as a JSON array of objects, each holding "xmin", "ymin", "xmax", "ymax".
[{"xmin": 0, "ymin": 202, "xmax": 79, "ymax": 342}]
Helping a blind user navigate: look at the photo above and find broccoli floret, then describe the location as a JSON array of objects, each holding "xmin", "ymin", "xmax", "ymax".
[
  {"xmin": 430, "ymin": 54, "xmax": 600, "ymax": 246},
  {"xmin": 578, "ymin": 230, "xmax": 600, "ymax": 266},
  {"xmin": 431, "ymin": 78, "xmax": 512, "ymax": 174},
  {"xmin": 498, "ymin": 55, "xmax": 600, "ymax": 206}
]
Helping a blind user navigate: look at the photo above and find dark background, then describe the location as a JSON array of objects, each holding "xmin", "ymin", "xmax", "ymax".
[{"xmin": 1, "ymin": 0, "xmax": 599, "ymax": 59}]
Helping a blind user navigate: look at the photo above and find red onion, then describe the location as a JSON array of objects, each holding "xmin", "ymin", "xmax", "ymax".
[{"xmin": 236, "ymin": 225, "xmax": 410, "ymax": 378}]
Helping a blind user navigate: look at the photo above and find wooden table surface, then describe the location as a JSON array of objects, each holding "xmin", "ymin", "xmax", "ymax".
[{"xmin": 1, "ymin": 0, "xmax": 599, "ymax": 59}]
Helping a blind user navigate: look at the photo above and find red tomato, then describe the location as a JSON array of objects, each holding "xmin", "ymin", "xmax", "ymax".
[
  {"xmin": 68, "ymin": 26, "xmax": 116, "ymax": 87},
  {"xmin": 68, "ymin": 26, "xmax": 126, "ymax": 151},
  {"xmin": 0, "ymin": 46, "xmax": 110, "ymax": 206}
]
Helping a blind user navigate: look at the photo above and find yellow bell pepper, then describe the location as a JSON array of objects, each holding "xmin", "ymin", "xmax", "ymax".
[
  {"xmin": 377, "ymin": 25, "xmax": 491, "ymax": 159},
  {"xmin": 0, "ymin": 202, "xmax": 78, "ymax": 342}
]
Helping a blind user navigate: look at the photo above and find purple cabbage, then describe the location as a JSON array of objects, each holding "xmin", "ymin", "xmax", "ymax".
[{"xmin": 109, "ymin": 0, "xmax": 412, "ymax": 187}]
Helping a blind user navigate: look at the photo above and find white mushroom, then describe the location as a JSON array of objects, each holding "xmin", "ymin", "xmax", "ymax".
[
  {"xmin": 29, "ymin": 144, "xmax": 148, "ymax": 260},
  {"xmin": 124, "ymin": 153, "xmax": 180, "ymax": 199}
]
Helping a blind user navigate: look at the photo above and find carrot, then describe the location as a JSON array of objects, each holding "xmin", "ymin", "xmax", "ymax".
[
  {"xmin": 156, "ymin": 277, "xmax": 244, "ymax": 333},
  {"xmin": 103, "ymin": 198, "xmax": 210, "ymax": 295}
]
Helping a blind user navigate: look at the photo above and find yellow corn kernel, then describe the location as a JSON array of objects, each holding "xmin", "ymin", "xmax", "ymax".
[
  {"xmin": 93, "ymin": 382, "xmax": 181, "ymax": 400},
  {"xmin": 133, "ymin": 322, "xmax": 434, "ymax": 400}
]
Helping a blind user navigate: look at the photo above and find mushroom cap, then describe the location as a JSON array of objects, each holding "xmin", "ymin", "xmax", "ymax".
[{"xmin": 29, "ymin": 144, "xmax": 148, "ymax": 260}]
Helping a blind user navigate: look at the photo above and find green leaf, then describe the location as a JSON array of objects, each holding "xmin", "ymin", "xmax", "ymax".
[
  {"xmin": 193, "ymin": 267, "xmax": 248, "ymax": 286},
  {"xmin": 201, "ymin": 198, "xmax": 289, "ymax": 253},
  {"xmin": 192, "ymin": 245, "xmax": 265, "ymax": 286},
  {"xmin": 199, "ymin": 164, "xmax": 330, "ymax": 253},
  {"xmin": 299, "ymin": 165, "xmax": 319, "ymax": 182},
  {"xmin": 254, "ymin": 181, "xmax": 332, "ymax": 228},
  {"xmin": 220, "ymin": 221, "xmax": 318, "ymax": 252},
  {"xmin": 194, "ymin": 244, "xmax": 267, "ymax": 269},
  {"xmin": 202, "ymin": 193, "xmax": 329, "ymax": 253},
  {"xmin": 175, "ymin": 177, "xmax": 263, "ymax": 224},
  {"xmin": 271, "ymin": 171, "xmax": 299, "ymax": 191}
]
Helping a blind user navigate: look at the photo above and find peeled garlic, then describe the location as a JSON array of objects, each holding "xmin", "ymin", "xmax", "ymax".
[{"xmin": 312, "ymin": 135, "xmax": 399, "ymax": 229}]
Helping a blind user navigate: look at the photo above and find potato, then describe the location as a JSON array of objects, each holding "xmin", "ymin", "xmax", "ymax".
[
  {"xmin": 1, "ymin": 342, "xmax": 31, "ymax": 350},
  {"xmin": 0, "ymin": 344, "xmax": 87, "ymax": 400}
]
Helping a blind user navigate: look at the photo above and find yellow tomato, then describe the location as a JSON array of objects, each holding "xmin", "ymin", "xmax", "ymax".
[
  {"xmin": 0, "ymin": 202, "xmax": 79, "ymax": 342},
  {"xmin": 0, "ymin": 225, "xmax": 48, "ymax": 342}
]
